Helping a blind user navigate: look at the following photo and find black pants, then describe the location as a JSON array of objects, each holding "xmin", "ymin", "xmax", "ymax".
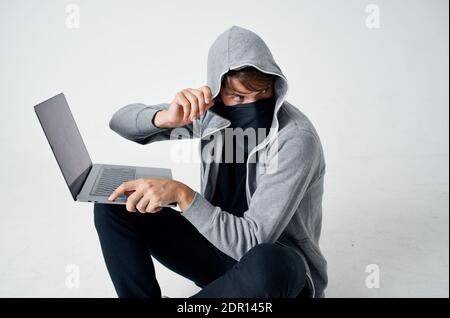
[{"xmin": 93, "ymin": 203, "xmax": 307, "ymax": 298}]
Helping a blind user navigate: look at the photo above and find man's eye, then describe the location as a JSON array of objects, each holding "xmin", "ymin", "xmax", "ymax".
[{"xmin": 233, "ymin": 95, "xmax": 244, "ymax": 101}]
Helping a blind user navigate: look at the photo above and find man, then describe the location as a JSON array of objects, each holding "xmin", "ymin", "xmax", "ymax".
[{"xmin": 94, "ymin": 25, "xmax": 328, "ymax": 298}]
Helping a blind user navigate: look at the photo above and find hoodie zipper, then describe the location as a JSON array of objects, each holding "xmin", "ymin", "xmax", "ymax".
[{"xmin": 197, "ymin": 119, "xmax": 230, "ymax": 194}]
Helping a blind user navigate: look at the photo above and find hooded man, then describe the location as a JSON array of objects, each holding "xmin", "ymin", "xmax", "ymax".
[{"xmin": 95, "ymin": 25, "xmax": 328, "ymax": 298}]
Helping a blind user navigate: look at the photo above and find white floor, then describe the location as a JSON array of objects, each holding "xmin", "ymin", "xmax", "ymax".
[{"xmin": 0, "ymin": 151, "xmax": 447, "ymax": 298}]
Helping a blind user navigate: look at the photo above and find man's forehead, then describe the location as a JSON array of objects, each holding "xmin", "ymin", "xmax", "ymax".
[{"xmin": 225, "ymin": 83, "xmax": 271, "ymax": 95}]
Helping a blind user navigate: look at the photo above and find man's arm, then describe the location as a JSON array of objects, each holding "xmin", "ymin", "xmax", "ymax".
[
  {"xmin": 109, "ymin": 102, "xmax": 192, "ymax": 144},
  {"xmin": 109, "ymin": 86, "xmax": 214, "ymax": 145}
]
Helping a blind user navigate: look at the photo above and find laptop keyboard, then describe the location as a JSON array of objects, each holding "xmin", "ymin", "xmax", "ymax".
[{"xmin": 90, "ymin": 167, "xmax": 136, "ymax": 197}]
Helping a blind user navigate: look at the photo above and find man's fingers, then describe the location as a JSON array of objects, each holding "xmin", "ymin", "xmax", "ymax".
[
  {"xmin": 126, "ymin": 190, "xmax": 144, "ymax": 212},
  {"xmin": 108, "ymin": 180, "xmax": 137, "ymax": 201},
  {"xmin": 136, "ymin": 195, "xmax": 151, "ymax": 214},
  {"xmin": 200, "ymin": 86, "xmax": 214, "ymax": 111},
  {"xmin": 124, "ymin": 190, "xmax": 134, "ymax": 197},
  {"xmin": 175, "ymin": 92, "xmax": 191, "ymax": 122},
  {"xmin": 145, "ymin": 200, "xmax": 162, "ymax": 213},
  {"xmin": 183, "ymin": 89, "xmax": 199, "ymax": 121},
  {"xmin": 189, "ymin": 89, "xmax": 206, "ymax": 116}
]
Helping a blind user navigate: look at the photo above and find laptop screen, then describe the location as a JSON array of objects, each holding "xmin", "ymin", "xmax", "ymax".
[{"xmin": 34, "ymin": 93, "xmax": 92, "ymax": 200}]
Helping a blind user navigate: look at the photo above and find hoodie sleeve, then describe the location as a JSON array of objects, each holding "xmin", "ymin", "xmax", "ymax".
[
  {"xmin": 181, "ymin": 129, "xmax": 322, "ymax": 260},
  {"xmin": 109, "ymin": 102, "xmax": 196, "ymax": 144}
]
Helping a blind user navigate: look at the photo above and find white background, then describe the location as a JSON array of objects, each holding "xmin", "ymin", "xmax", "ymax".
[{"xmin": 0, "ymin": 0, "xmax": 448, "ymax": 297}]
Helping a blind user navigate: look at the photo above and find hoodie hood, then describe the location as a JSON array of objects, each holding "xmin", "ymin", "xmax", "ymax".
[
  {"xmin": 199, "ymin": 25, "xmax": 289, "ymax": 148},
  {"xmin": 206, "ymin": 25, "xmax": 288, "ymax": 101}
]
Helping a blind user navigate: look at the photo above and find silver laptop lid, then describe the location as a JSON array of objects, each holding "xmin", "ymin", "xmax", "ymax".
[{"xmin": 34, "ymin": 93, "xmax": 92, "ymax": 200}]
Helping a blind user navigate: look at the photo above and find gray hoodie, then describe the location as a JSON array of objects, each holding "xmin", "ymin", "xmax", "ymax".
[{"xmin": 109, "ymin": 25, "xmax": 328, "ymax": 298}]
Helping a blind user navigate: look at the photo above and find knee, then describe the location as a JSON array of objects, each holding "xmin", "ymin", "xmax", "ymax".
[
  {"xmin": 93, "ymin": 203, "xmax": 122, "ymax": 231},
  {"xmin": 242, "ymin": 243, "xmax": 306, "ymax": 294}
]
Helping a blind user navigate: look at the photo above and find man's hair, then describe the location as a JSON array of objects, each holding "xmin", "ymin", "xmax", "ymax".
[{"xmin": 221, "ymin": 66, "xmax": 274, "ymax": 92}]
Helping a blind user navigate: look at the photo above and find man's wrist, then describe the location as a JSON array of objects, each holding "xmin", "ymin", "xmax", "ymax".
[
  {"xmin": 153, "ymin": 109, "xmax": 168, "ymax": 128},
  {"xmin": 175, "ymin": 181, "xmax": 195, "ymax": 212}
]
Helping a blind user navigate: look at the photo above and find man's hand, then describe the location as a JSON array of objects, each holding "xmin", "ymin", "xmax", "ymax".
[
  {"xmin": 108, "ymin": 178, "xmax": 195, "ymax": 213},
  {"xmin": 154, "ymin": 86, "xmax": 215, "ymax": 128}
]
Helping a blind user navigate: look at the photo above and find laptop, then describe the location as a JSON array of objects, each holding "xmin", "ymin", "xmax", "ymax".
[{"xmin": 34, "ymin": 93, "xmax": 176, "ymax": 206}]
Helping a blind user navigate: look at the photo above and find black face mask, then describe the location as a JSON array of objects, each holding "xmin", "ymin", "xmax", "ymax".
[
  {"xmin": 212, "ymin": 96, "xmax": 276, "ymax": 160},
  {"xmin": 212, "ymin": 96, "xmax": 276, "ymax": 130}
]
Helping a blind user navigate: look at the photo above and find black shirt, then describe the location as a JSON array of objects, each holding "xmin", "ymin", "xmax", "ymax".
[{"xmin": 210, "ymin": 97, "xmax": 276, "ymax": 217}]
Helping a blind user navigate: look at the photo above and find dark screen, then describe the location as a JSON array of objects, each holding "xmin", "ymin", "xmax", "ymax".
[{"xmin": 34, "ymin": 93, "xmax": 92, "ymax": 200}]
